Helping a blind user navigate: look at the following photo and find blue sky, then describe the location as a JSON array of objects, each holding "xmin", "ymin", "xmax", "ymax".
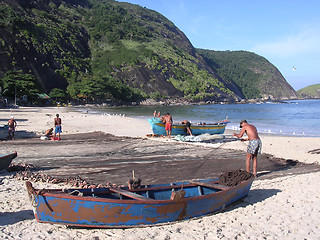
[{"xmin": 119, "ymin": 0, "xmax": 320, "ymax": 90}]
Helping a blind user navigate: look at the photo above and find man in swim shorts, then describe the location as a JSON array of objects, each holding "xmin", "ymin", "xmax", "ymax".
[
  {"xmin": 233, "ymin": 119, "xmax": 262, "ymax": 177},
  {"xmin": 162, "ymin": 112, "xmax": 173, "ymax": 138},
  {"xmin": 53, "ymin": 114, "xmax": 62, "ymax": 140},
  {"xmin": 8, "ymin": 116, "xmax": 17, "ymax": 140}
]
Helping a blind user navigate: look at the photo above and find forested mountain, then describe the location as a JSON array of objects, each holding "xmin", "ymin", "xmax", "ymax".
[
  {"xmin": 197, "ymin": 50, "xmax": 298, "ymax": 100},
  {"xmin": 297, "ymin": 84, "xmax": 320, "ymax": 98},
  {"xmin": 0, "ymin": 0, "xmax": 298, "ymax": 105}
]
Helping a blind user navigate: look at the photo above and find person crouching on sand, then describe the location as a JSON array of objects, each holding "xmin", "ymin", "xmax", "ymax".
[
  {"xmin": 45, "ymin": 128, "xmax": 53, "ymax": 138},
  {"xmin": 233, "ymin": 119, "xmax": 262, "ymax": 177}
]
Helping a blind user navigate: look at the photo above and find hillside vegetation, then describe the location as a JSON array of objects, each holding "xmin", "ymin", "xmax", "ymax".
[
  {"xmin": 197, "ymin": 50, "xmax": 297, "ymax": 100},
  {"xmin": 297, "ymin": 84, "xmax": 320, "ymax": 98},
  {"xmin": 0, "ymin": 0, "xmax": 297, "ymax": 105}
]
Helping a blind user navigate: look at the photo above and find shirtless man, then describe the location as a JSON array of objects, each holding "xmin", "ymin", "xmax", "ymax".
[
  {"xmin": 53, "ymin": 114, "xmax": 62, "ymax": 140},
  {"xmin": 233, "ymin": 119, "xmax": 262, "ymax": 177},
  {"xmin": 162, "ymin": 112, "xmax": 173, "ymax": 138},
  {"xmin": 181, "ymin": 120, "xmax": 193, "ymax": 136},
  {"xmin": 8, "ymin": 116, "xmax": 17, "ymax": 140},
  {"xmin": 153, "ymin": 111, "xmax": 161, "ymax": 119},
  {"xmin": 44, "ymin": 128, "xmax": 53, "ymax": 137}
]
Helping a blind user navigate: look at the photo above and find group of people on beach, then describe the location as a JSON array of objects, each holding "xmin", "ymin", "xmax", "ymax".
[
  {"xmin": 153, "ymin": 111, "xmax": 174, "ymax": 138},
  {"xmin": 7, "ymin": 113, "xmax": 62, "ymax": 141},
  {"xmin": 153, "ymin": 110, "xmax": 261, "ymax": 177},
  {"xmin": 8, "ymin": 108, "xmax": 261, "ymax": 177},
  {"xmin": 153, "ymin": 111, "xmax": 192, "ymax": 138},
  {"xmin": 45, "ymin": 114, "xmax": 62, "ymax": 140}
]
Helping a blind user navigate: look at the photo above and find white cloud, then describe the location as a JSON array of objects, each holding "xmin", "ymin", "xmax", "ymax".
[{"xmin": 251, "ymin": 27, "xmax": 320, "ymax": 58}]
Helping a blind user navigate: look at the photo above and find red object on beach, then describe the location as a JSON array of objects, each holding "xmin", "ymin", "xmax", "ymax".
[{"xmin": 51, "ymin": 136, "xmax": 61, "ymax": 141}]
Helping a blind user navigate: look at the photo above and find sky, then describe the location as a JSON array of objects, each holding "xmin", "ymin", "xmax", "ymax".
[{"xmin": 119, "ymin": 0, "xmax": 320, "ymax": 90}]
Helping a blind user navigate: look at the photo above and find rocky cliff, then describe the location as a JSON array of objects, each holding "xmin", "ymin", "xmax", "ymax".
[{"xmin": 0, "ymin": 0, "xmax": 298, "ymax": 103}]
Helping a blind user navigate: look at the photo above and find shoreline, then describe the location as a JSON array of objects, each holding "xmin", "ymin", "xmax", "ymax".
[
  {"xmin": 73, "ymin": 99, "xmax": 320, "ymax": 138},
  {"xmin": 1, "ymin": 106, "xmax": 318, "ymax": 164}
]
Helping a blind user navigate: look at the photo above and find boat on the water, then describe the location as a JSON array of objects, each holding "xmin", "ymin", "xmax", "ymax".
[
  {"xmin": 26, "ymin": 171, "xmax": 254, "ymax": 228},
  {"xmin": 148, "ymin": 118, "xmax": 228, "ymax": 136},
  {"xmin": 0, "ymin": 151, "xmax": 17, "ymax": 170}
]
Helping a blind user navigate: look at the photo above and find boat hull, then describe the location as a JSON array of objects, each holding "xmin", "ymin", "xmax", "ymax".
[
  {"xmin": 148, "ymin": 118, "xmax": 226, "ymax": 136},
  {"xmin": 0, "ymin": 151, "xmax": 17, "ymax": 170},
  {"xmin": 26, "ymin": 177, "xmax": 254, "ymax": 228}
]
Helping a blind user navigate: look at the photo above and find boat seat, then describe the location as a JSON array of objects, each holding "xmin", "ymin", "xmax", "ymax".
[
  {"xmin": 110, "ymin": 188, "xmax": 155, "ymax": 201},
  {"xmin": 191, "ymin": 181, "xmax": 229, "ymax": 190}
]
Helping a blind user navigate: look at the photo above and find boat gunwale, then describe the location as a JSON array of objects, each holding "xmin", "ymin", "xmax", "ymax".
[
  {"xmin": 154, "ymin": 122, "xmax": 227, "ymax": 129},
  {"xmin": 27, "ymin": 178, "xmax": 254, "ymax": 205},
  {"xmin": 0, "ymin": 151, "xmax": 17, "ymax": 170},
  {"xmin": 0, "ymin": 151, "xmax": 17, "ymax": 159}
]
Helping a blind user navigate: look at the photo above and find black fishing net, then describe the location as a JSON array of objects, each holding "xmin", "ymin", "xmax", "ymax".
[{"xmin": 219, "ymin": 169, "xmax": 254, "ymax": 187}]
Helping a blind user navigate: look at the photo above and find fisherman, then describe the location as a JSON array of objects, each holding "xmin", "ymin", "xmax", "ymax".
[
  {"xmin": 181, "ymin": 120, "xmax": 193, "ymax": 136},
  {"xmin": 162, "ymin": 112, "xmax": 173, "ymax": 138},
  {"xmin": 233, "ymin": 119, "xmax": 262, "ymax": 177}
]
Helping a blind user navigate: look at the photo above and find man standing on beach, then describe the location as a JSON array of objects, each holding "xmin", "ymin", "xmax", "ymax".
[
  {"xmin": 8, "ymin": 116, "xmax": 17, "ymax": 140},
  {"xmin": 163, "ymin": 112, "xmax": 173, "ymax": 138},
  {"xmin": 53, "ymin": 114, "xmax": 62, "ymax": 141},
  {"xmin": 233, "ymin": 119, "xmax": 262, "ymax": 177}
]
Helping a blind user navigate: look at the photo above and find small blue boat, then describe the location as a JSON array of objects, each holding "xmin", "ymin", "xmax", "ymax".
[
  {"xmin": 26, "ymin": 172, "xmax": 254, "ymax": 228},
  {"xmin": 148, "ymin": 118, "xmax": 228, "ymax": 136}
]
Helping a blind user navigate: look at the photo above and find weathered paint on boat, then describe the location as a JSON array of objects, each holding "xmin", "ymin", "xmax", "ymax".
[
  {"xmin": 0, "ymin": 151, "xmax": 17, "ymax": 170},
  {"xmin": 26, "ymin": 176, "xmax": 254, "ymax": 228},
  {"xmin": 148, "ymin": 118, "xmax": 227, "ymax": 136}
]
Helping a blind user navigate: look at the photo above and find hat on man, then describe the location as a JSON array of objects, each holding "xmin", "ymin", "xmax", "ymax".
[{"xmin": 239, "ymin": 119, "xmax": 247, "ymax": 128}]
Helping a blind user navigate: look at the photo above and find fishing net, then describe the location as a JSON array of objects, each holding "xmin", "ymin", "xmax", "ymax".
[{"xmin": 219, "ymin": 169, "xmax": 254, "ymax": 187}]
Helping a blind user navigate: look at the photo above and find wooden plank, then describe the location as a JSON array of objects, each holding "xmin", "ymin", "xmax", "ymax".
[
  {"xmin": 191, "ymin": 181, "xmax": 229, "ymax": 190},
  {"xmin": 109, "ymin": 188, "xmax": 155, "ymax": 201}
]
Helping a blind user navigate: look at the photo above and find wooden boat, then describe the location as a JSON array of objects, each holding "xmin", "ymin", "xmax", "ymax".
[
  {"xmin": 0, "ymin": 151, "xmax": 17, "ymax": 170},
  {"xmin": 148, "ymin": 118, "xmax": 228, "ymax": 136},
  {"xmin": 26, "ymin": 173, "xmax": 254, "ymax": 228}
]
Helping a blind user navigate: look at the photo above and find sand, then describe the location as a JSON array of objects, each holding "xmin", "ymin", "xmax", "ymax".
[{"xmin": 0, "ymin": 106, "xmax": 320, "ymax": 239}]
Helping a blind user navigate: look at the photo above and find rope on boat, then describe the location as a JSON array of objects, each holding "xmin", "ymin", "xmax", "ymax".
[
  {"xmin": 68, "ymin": 190, "xmax": 84, "ymax": 196},
  {"xmin": 30, "ymin": 189, "xmax": 46, "ymax": 207},
  {"xmin": 30, "ymin": 193, "xmax": 38, "ymax": 207}
]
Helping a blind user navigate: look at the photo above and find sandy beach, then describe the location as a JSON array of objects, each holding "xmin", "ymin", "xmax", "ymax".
[{"xmin": 0, "ymin": 106, "xmax": 320, "ymax": 239}]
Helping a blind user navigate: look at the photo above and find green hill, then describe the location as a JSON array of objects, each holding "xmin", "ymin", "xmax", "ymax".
[
  {"xmin": 197, "ymin": 50, "xmax": 297, "ymax": 100},
  {"xmin": 0, "ymin": 0, "xmax": 298, "ymax": 105},
  {"xmin": 297, "ymin": 84, "xmax": 320, "ymax": 98}
]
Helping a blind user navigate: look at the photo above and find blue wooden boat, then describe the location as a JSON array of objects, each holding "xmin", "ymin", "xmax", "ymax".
[
  {"xmin": 26, "ymin": 173, "xmax": 254, "ymax": 228},
  {"xmin": 0, "ymin": 151, "xmax": 17, "ymax": 170},
  {"xmin": 148, "ymin": 118, "xmax": 228, "ymax": 136}
]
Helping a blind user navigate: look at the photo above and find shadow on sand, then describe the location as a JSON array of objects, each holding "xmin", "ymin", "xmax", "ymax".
[
  {"xmin": 0, "ymin": 128, "xmax": 37, "ymax": 140},
  {"xmin": 0, "ymin": 210, "xmax": 35, "ymax": 226},
  {"xmin": 219, "ymin": 188, "xmax": 281, "ymax": 214}
]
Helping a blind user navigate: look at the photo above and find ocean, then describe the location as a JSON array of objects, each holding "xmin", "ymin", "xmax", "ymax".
[{"xmin": 78, "ymin": 99, "xmax": 320, "ymax": 137}]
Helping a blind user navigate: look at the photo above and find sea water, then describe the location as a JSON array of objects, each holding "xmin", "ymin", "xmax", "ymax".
[{"xmin": 79, "ymin": 99, "xmax": 320, "ymax": 137}]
